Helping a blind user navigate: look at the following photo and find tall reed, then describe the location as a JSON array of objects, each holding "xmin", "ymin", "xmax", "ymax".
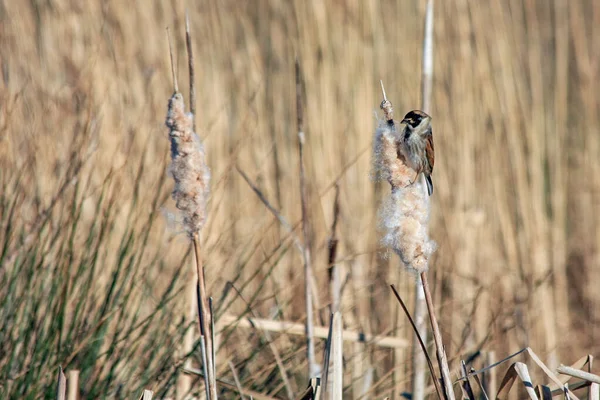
[{"xmin": 165, "ymin": 26, "xmax": 215, "ymax": 399}]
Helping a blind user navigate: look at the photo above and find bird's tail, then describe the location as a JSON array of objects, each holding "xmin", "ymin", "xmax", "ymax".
[{"xmin": 426, "ymin": 175, "xmax": 433, "ymax": 196}]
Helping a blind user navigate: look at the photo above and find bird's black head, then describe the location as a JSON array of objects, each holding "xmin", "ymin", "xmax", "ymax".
[{"xmin": 401, "ymin": 110, "xmax": 430, "ymax": 128}]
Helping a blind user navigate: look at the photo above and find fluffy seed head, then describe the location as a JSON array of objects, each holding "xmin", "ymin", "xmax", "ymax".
[
  {"xmin": 372, "ymin": 118, "xmax": 436, "ymax": 272},
  {"xmin": 165, "ymin": 92, "xmax": 210, "ymax": 237}
]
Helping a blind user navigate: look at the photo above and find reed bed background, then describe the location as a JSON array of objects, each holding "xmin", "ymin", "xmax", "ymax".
[{"xmin": 1, "ymin": 0, "xmax": 599, "ymax": 398}]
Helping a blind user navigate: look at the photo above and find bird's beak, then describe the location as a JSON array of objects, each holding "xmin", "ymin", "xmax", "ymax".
[{"xmin": 400, "ymin": 118, "xmax": 409, "ymax": 124}]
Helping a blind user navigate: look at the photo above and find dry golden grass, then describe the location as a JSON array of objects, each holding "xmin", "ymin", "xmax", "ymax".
[{"xmin": 1, "ymin": 0, "xmax": 599, "ymax": 398}]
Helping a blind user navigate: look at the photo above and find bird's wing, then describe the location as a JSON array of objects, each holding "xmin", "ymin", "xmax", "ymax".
[{"xmin": 425, "ymin": 128, "xmax": 434, "ymax": 172}]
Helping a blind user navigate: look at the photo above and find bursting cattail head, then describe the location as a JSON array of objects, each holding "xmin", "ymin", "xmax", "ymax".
[
  {"xmin": 372, "ymin": 83, "xmax": 436, "ymax": 272},
  {"xmin": 165, "ymin": 92, "xmax": 210, "ymax": 237}
]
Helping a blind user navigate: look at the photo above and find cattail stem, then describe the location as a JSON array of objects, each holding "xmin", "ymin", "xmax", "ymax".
[
  {"xmin": 421, "ymin": 271, "xmax": 454, "ymax": 400},
  {"xmin": 166, "ymin": 27, "xmax": 178, "ymax": 93},
  {"xmin": 412, "ymin": 276, "xmax": 428, "ymax": 400},
  {"xmin": 193, "ymin": 234, "xmax": 217, "ymax": 399},
  {"xmin": 165, "ymin": 22, "xmax": 212, "ymax": 399}
]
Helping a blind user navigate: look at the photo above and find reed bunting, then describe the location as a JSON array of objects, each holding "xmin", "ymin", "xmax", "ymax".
[{"xmin": 400, "ymin": 110, "xmax": 435, "ymax": 196}]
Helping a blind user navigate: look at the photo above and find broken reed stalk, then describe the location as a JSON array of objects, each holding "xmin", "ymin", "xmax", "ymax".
[
  {"xmin": 165, "ymin": 27, "xmax": 216, "ymax": 399},
  {"xmin": 56, "ymin": 367, "xmax": 66, "ymax": 400},
  {"xmin": 296, "ymin": 59, "xmax": 317, "ymax": 378},
  {"xmin": 67, "ymin": 370, "xmax": 79, "ymax": 400},
  {"xmin": 331, "ymin": 312, "xmax": 343, "ymax": 400},
  {"xmin": 413, "ymin": 1, "xmax": 434, "ymax": 399}
]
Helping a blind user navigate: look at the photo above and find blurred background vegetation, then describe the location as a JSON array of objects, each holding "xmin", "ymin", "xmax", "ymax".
[{"xmin": 0, "ymin": 0, "xmax": 598, "ymax": 398}]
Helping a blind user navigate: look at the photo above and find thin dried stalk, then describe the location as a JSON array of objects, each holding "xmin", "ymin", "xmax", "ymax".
[
  {"xmin": 412, "ymin": 277, "xmax": 428, "ymax": 400},
  {"xmin": 390, "ymin": 285, "xmax": 443, "ymax": 400},
  {"xmin": 413, "ymin": 1, "xmax": 434, "ymax": 398},
  {"xmin": 321, "ymin": 313, "xmax": 335, "ymax": 396},
  {"xmin": 228, "ymin": 361, "xmax": 247, "ymax": 400},
  {"xmin": 421, "ymin": 272, "xmax": 454, "ymax": 400},
  {"xmin": 421, "ymin": 0, "xmax": 434, "ymax": 113},
  {"xmin": 210, "ymin": 297, "xmax": 216, "ymax": 381},
  {"xmin": 459, "ymin": 361, "xmax": 475, "ymax": 400},
  {"xmin": 218, "ymin": 314, "xmax": 409, "ymax": 348},
  {"xmin": 296, "ymin": 59, "xmax": 317, "ymax": 378},
  {"xmin": 195, "ymin": 236, "xmax": 217, "ymax": 399},
  {"xmin": 328, "ymin": 183, "xmax": 341, "ymax": 314},
  {"xmin": 166, "ymin": 27, "xmax": 178, "ymax": 93},
  {"xmin": 200, "ymin": 334, "xmax": 211, "ymax": 400}
]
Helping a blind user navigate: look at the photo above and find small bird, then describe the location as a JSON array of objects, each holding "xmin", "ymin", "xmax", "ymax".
[{"xmin": 400, "ymin": 110, "xmax": 435, "ymax": 196}]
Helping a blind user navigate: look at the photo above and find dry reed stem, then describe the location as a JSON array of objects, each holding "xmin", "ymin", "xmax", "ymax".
[
  {"xmin": 328, "ymin": 183, "xmax": 341, "ymax": 314},
  {"xmin": 591, "ymin": 384, "xmax": 600, "ymax": 400},
  {"xmin": 67, "ymin": 370, "xmax": 79, "ymax": 400},
  {"xmin": 218, "ymin": 314, "xmax": 410, "ymax": 348},
  {"xmin": 413, "ymin": 1, "xmax": 435, "ymax": 398},
  {"xmin": 390, "ymin": 285, "xmax": 443, "ymax": 400},
  {"xmin": 557, "ymin": 366, "xmax": 600, "ymax": 385},
  {"xmin": 228, "ymin": 361, "xmax": 247, "ymax": 400},
  {"xmin": 194, "ymin": 236, "xmax": 217, "ymax": 399},
  {"xmin": 412, "ymin": 276, "xmax": 428, "ymax": 400},
  {"xmin": 138, "ymin": 390, "xmax": 154, "ymax": 400},
  {"xmin": 56, "ymin": 367, "xmax": 66, "ymax": 400},
  {"xmin": 296, "ymin": 59, "xmax": 318, "ymax": 379},
  {"xmin": 200, "ymin": 334, "xmax": 211, "ymax": 400},
  {"xmin": 321, "ymin": 313, "xmax": 334, "ymax": 396},
  {"xmin": 166, "ymin": 28, "xmax": 178, "ymax": 94},
  {"xmin": 459, "ymin": 361, "xmax": 475, "ymax": 400},
  {"xmin": 331, "ymin": 312, "xmax": 343, "ymax": 400},
  {"xmin": 421, "ymin": 272, "xmax": 454, "ymax": 400}
]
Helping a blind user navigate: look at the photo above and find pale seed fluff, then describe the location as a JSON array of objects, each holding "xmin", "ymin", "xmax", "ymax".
[
  {"xmin": 372, "ymin": 118, "xmax": 436, "ymax": 273},
  {"xmin": 165, "ymin": 92, "xmax": 210, "ymax": 237}
]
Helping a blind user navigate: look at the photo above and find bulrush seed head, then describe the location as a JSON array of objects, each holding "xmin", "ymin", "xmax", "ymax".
[
  {"xmin": 372, "ymin": 115, "xmax": 436, "ymax": 273},
  {"xmin": 165, "ymin": 92, "xmax": 210, "ymax": 237}
]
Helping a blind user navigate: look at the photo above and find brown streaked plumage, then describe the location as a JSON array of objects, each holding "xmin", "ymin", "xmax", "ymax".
[{"xmin": 400, "ymin": 110, "xmax": 435, "ymax": 196}]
